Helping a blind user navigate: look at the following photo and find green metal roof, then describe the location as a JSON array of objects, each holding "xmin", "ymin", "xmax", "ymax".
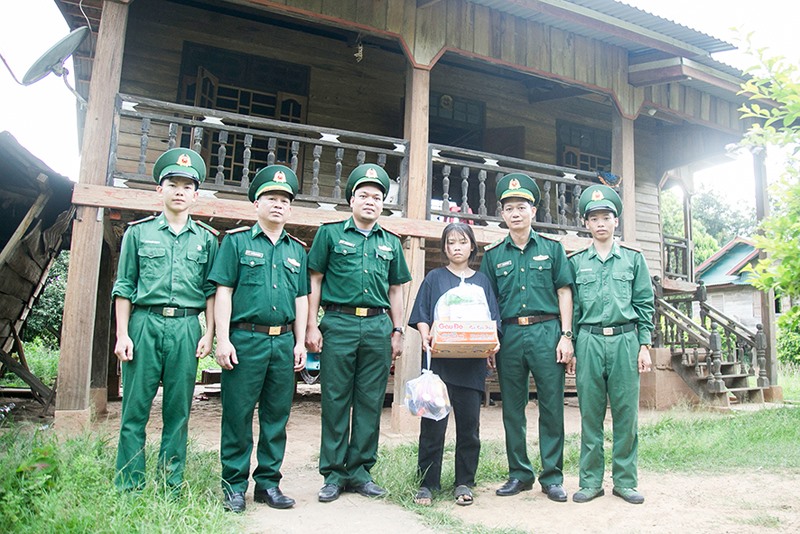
[{"xmin": 695, "ymin": 238, "xmax": 758, "ymax": 287}]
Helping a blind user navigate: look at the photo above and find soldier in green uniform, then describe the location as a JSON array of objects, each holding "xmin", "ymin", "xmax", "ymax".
[
  {"xmin": 568, "ymin": 185, "xmax": 654, "ymax": 505},
  {"xmin": 209, "ymin": 165, "xmax": 309, "ymax": 513},
  {"xmin": 479, "ymin": 173, "xmax": 574, "ymax": 503},
  {"xmin": 306, "ymin": 163, "xmax": 412, "ymax": 503},
  {"xmin": 112, "ymin": 148, "xmax": 218, "ymax": 492}
]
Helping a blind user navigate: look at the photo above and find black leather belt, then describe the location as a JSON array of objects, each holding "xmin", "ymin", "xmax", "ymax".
[
  {"xmin": 324, "ymin": 305, "xmax": 387, "ymax": 317},
  {"xmin": 502, "ymin": 314, "xmax": 558, "ymax": 326},
  {"xmin": 583, "ymin": 323, "xmax": 636, "ymax": 336},
  {"xmin": 231, "ymin": 322, "xmax": 293, "ymax": 336},
  {"xmin": 141, "ymin": 306, "xmax": 202, "ymax": 318}
]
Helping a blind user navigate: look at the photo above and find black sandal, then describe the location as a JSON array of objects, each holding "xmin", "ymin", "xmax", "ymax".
[
  {"xmin": 454, "ymin": 484, "xmax": 473, "ymax": 506},
  {"xmin": 414, "ymin": 486, "xmax": 433, "ymax": 506}
]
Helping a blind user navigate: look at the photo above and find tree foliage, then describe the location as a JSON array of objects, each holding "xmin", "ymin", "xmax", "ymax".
[
  {"xmin": 692, "ymin": 187, "xmax": 756, "ymax": 245},
  {"xmin": 738, "ymin": 41, "xmax": 800, "ymax": 358},
  {"xmin": 660, "ymin": 188, "xmax": 721, "ymax": 266},
  {"xmin": 23, "ymin": 251, "xmax": 68, "ymax": 347}
]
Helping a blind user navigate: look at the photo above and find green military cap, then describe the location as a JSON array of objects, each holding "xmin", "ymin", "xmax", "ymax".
[
  {"xmin": 496, "ymin": 172, "xmax": 540, "ymax": 205},
  {"xmin": 345, "ymin": 163, "xmax": 390, "ymax": 202},
  {"xmin": 248, "ymin": 164, "xmax": 299, "ymax": 202},
  {"xmin": 579, "ymin": 184, "xmax": 622, "ymax": 217},
  {"xmin": 152, "ymin": 148, "xmax": 206, "ymax": 185}
]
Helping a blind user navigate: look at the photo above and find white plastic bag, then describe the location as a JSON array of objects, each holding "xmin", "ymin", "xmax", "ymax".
[
  {"xmin": 433, "ymin": 276, "xmax": 491, "ymax": 322},
  {"xmin": 404, "ymin": 350, "xmax": 451, "ymax": 421}
]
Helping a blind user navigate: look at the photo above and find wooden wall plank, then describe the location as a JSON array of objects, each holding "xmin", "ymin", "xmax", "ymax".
[
  {"xmin": 526, "ymin": 21, "xmax": 549, "ymax": 72},
  {"xmin": 472, "ymin": 4, "xmax": 491, "ymax": 57}
]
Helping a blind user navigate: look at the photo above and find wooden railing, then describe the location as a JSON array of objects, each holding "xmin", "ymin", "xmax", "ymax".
[
  {"xmin": 653, "ymin": 276, "xmax": 770, "ymax": 389},
  {"xmin": 663, "ymin": 234, "xmax": 692, "ymax": 281},
  {"xmin": 427, "ymin": 144, "xmax": 604, "ymax": 234},
  {"xmin": 108, "ymin": 94, "xmax": 409, "ymax": 212}
]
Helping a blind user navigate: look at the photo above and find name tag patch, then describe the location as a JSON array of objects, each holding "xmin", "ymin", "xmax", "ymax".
[
  {"xmin": 496, "ymin": 260, "xmax": 512, "ymax": 269},
  {"xmin": 245, "ymin": 250, "xmax": 264, "ymax": 258},
  {"xmin": 533, "ymin": 255, "xmax": 550, "ymax": 261},
  {"xmin": 142, "ymin": 240, "xmax": 161, "ymax": 245},
  {"xmin": 338, "ymin": 239, "xmax": 356, "ymax": 247},
  {"xmin": 287, "ymin": 257, "xmax": 300, "ymax": 267},
  {"xmin": 378, "ymin": 245, "xmax": 392, "ymax": 252}
]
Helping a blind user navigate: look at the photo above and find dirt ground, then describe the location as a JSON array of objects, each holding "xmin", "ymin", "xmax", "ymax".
[{"xmin": 8, "ymin": 387, "xmax": 799, "ymax": 534}]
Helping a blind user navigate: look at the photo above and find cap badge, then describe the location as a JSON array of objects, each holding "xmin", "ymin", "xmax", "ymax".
[
  {"xmin": 366, "ymin": 167, "xmax": 378, "ymax": 179},
  {"xmin": 177, "ymin": 154, "xmax": 192, "ymax": 167},
  {"xmin": 273, "ymin": 171, "xmax": 286, "ymax": 183},
  {"xmin": 591, "ymin": 190, "xmax": 604, "ymax": 201},
  {"xmin": 509, "ymin": 178, "xmax": 521, "ymax": 190}
]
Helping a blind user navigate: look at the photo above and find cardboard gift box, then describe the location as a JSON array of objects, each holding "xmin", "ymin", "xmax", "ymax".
[{"xmin": 430, "ymin": 320, "xmax": 499, "ymax": 358}]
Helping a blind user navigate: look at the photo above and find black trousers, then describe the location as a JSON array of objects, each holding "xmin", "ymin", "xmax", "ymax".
[{"xmin": 417, "ymin": 383, "xmax": 482, "ymax": 490}]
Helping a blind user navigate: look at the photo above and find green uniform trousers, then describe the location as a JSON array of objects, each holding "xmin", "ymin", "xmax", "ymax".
[
  {"xmin": 575, "ymin": 329, "xmax": 640, "ymax": 489},
  {"xmin": 220, "ymin": 329, "xmax": 295, "ymax": 493},
  {"xmin": 497, "ymin": 319, "xmax": 564, "ymax": 486},
  {"xmin": 318, "ymin": 312, "xmax": 392, "ymax": 487},
  {"xmin": 115, "ymin": 309, "xmax": 201, "ymax": 490}
]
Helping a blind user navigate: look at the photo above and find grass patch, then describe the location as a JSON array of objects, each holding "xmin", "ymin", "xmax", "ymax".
[
  {"xmin": 638, "ymin": 407, "xmax": 800, "ymax": 472},
  {"xmin": 0, "ymin": 424, "xmax": 238, "ymax": 534},
  {"xmin": 373, "ymin": 406, "xmax": 800, "ymax": 532},
  {"xmin": 740, "ymin": 514, "xmax": 782, "ymax": 529},
  {"xmin": 778, "ymin": 362, "xmax": 800, "ymax": 402}
]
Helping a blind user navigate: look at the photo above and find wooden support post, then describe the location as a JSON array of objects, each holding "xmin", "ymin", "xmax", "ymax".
[
  {"xmin": 0, "ymin": 190, "xmax": 49, "ymax": 270},
  {"xmin": 612, "ymin": 108, "xmax": 636, "ymax": 243},
  {"xmin": 390, "ymin": 64, "xmax": 431, "ymax": 433},
  {"xmin": 55, "ymin": 0, "xmax": 130, "ymax": 433},
  {"xmin": 90, "ymin": 241, "xmax": 114, "ymax": 415},
  {"xmin": 753, "ymin": 148, "xmax": 778, "ymax": 387}
]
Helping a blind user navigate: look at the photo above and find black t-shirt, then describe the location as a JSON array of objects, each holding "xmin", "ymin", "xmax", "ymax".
[{"xmin": 408, "ymin": 267, "xmax": 501, "ymax": 392}]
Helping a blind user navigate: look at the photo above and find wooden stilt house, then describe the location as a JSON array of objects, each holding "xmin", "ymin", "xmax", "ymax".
[{"xmin": 51, "ymin": 0, "xmax": 777, "ymax": 430}]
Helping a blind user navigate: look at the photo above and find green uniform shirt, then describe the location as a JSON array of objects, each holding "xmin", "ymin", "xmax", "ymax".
[
  {"xmin": 569, "ymin": 242, "xmax": 655, "ymax": 345},
  {"xmin": 208, "ymin": 225, "xmax": 309, "ymax": 325},
  {"xmin": 307, "ymin": 217, "xmax": 411, "ymax": 307},
  {"xmin": 479, "ymin": 230, "xmax": 573, "ymax": 319},
  {"xmin": 111, "ymin": 213, "xmax": 218, "ymax": 307}
]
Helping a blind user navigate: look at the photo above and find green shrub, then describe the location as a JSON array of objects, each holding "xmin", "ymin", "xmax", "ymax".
[
  {"xmin": 0, "ymin": 339, "xmax": 59, "ymax": 388},
  {"xmin": 777, "ymin": 309, "xmax": 800, "ymax": 364}
]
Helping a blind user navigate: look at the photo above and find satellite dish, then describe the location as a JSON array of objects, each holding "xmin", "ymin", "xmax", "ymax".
[
  {"xmin": 22, "ymin": 26, "xmax": 89, "ymax": 85},
  {"xmin": 0, "ymin": 26, "xmax": 89, "ymax": 106}
]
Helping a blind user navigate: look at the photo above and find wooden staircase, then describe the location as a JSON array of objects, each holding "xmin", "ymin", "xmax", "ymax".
[{"xmin": 653, "ymin": 278, "xmax": 771, "ymax": 408}]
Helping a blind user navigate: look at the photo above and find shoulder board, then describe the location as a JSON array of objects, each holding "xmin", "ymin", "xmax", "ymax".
[
  {"xmin": 320, "ymin": 220, "xmax": 341, "ymax": 226},
  {"xmin": 128, "ymin": 215, "xmax": 155, "ymax": 226},
  {"xmin": 381, "ymin": 226, "xmax": 402, "ymax": 239},
  {"xmin": 567, "ymin": 246, "xmax": 590, "ymax": 259},
  {"xmin": 484, "ymin": 237, "xmax": 504, "ymax": 251},
  {"xmin": 226, "ymin": 226, "xmax": 250, "ymax": 234},
  {"xmin": 539, "ymin": 233, "xmax": 562, "ymax": 242},
  {"xmin": 287, "ymin": 233, "xmax": 307, "ymax": 247},
  {"xmin": 620, "ymin": 242, "xmax": 643, "ymax": 253},
  {"xmin": 195, "ymin": 220, "xmax": 220, "ymax": 237}
]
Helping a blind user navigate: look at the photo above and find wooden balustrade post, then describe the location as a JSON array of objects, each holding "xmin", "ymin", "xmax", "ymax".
[
  {"xmin": 708, "ymin": 323, "xmax": 725, "ymax": 393},
  {"xmin": 755, "ymin": 324, "xmax": 770, "ymax": 388}
]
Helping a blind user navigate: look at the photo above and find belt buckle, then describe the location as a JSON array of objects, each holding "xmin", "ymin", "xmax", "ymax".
[
  {"xmin": 602, "ymin": 327, "xmax": 614, "ymax": 336},
  {"xmin": 518, "ymin": 316, "xmax": 530, "ymax": 326},
  {"xmin": 162, "ymin": 307, "xmax": 177, "ymax": 317},
  {"xmin": 268, "ymin": 326, "xmax": 282, "ymax": 336},
  {"xmin": 355, "ymin": 307, "xmax": 368, "ymax": 317}
]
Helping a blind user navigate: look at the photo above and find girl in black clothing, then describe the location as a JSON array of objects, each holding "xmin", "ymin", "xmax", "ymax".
[{"xmin": 409, "ymin": 223, "xmax": 501, "ymax": 506}]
